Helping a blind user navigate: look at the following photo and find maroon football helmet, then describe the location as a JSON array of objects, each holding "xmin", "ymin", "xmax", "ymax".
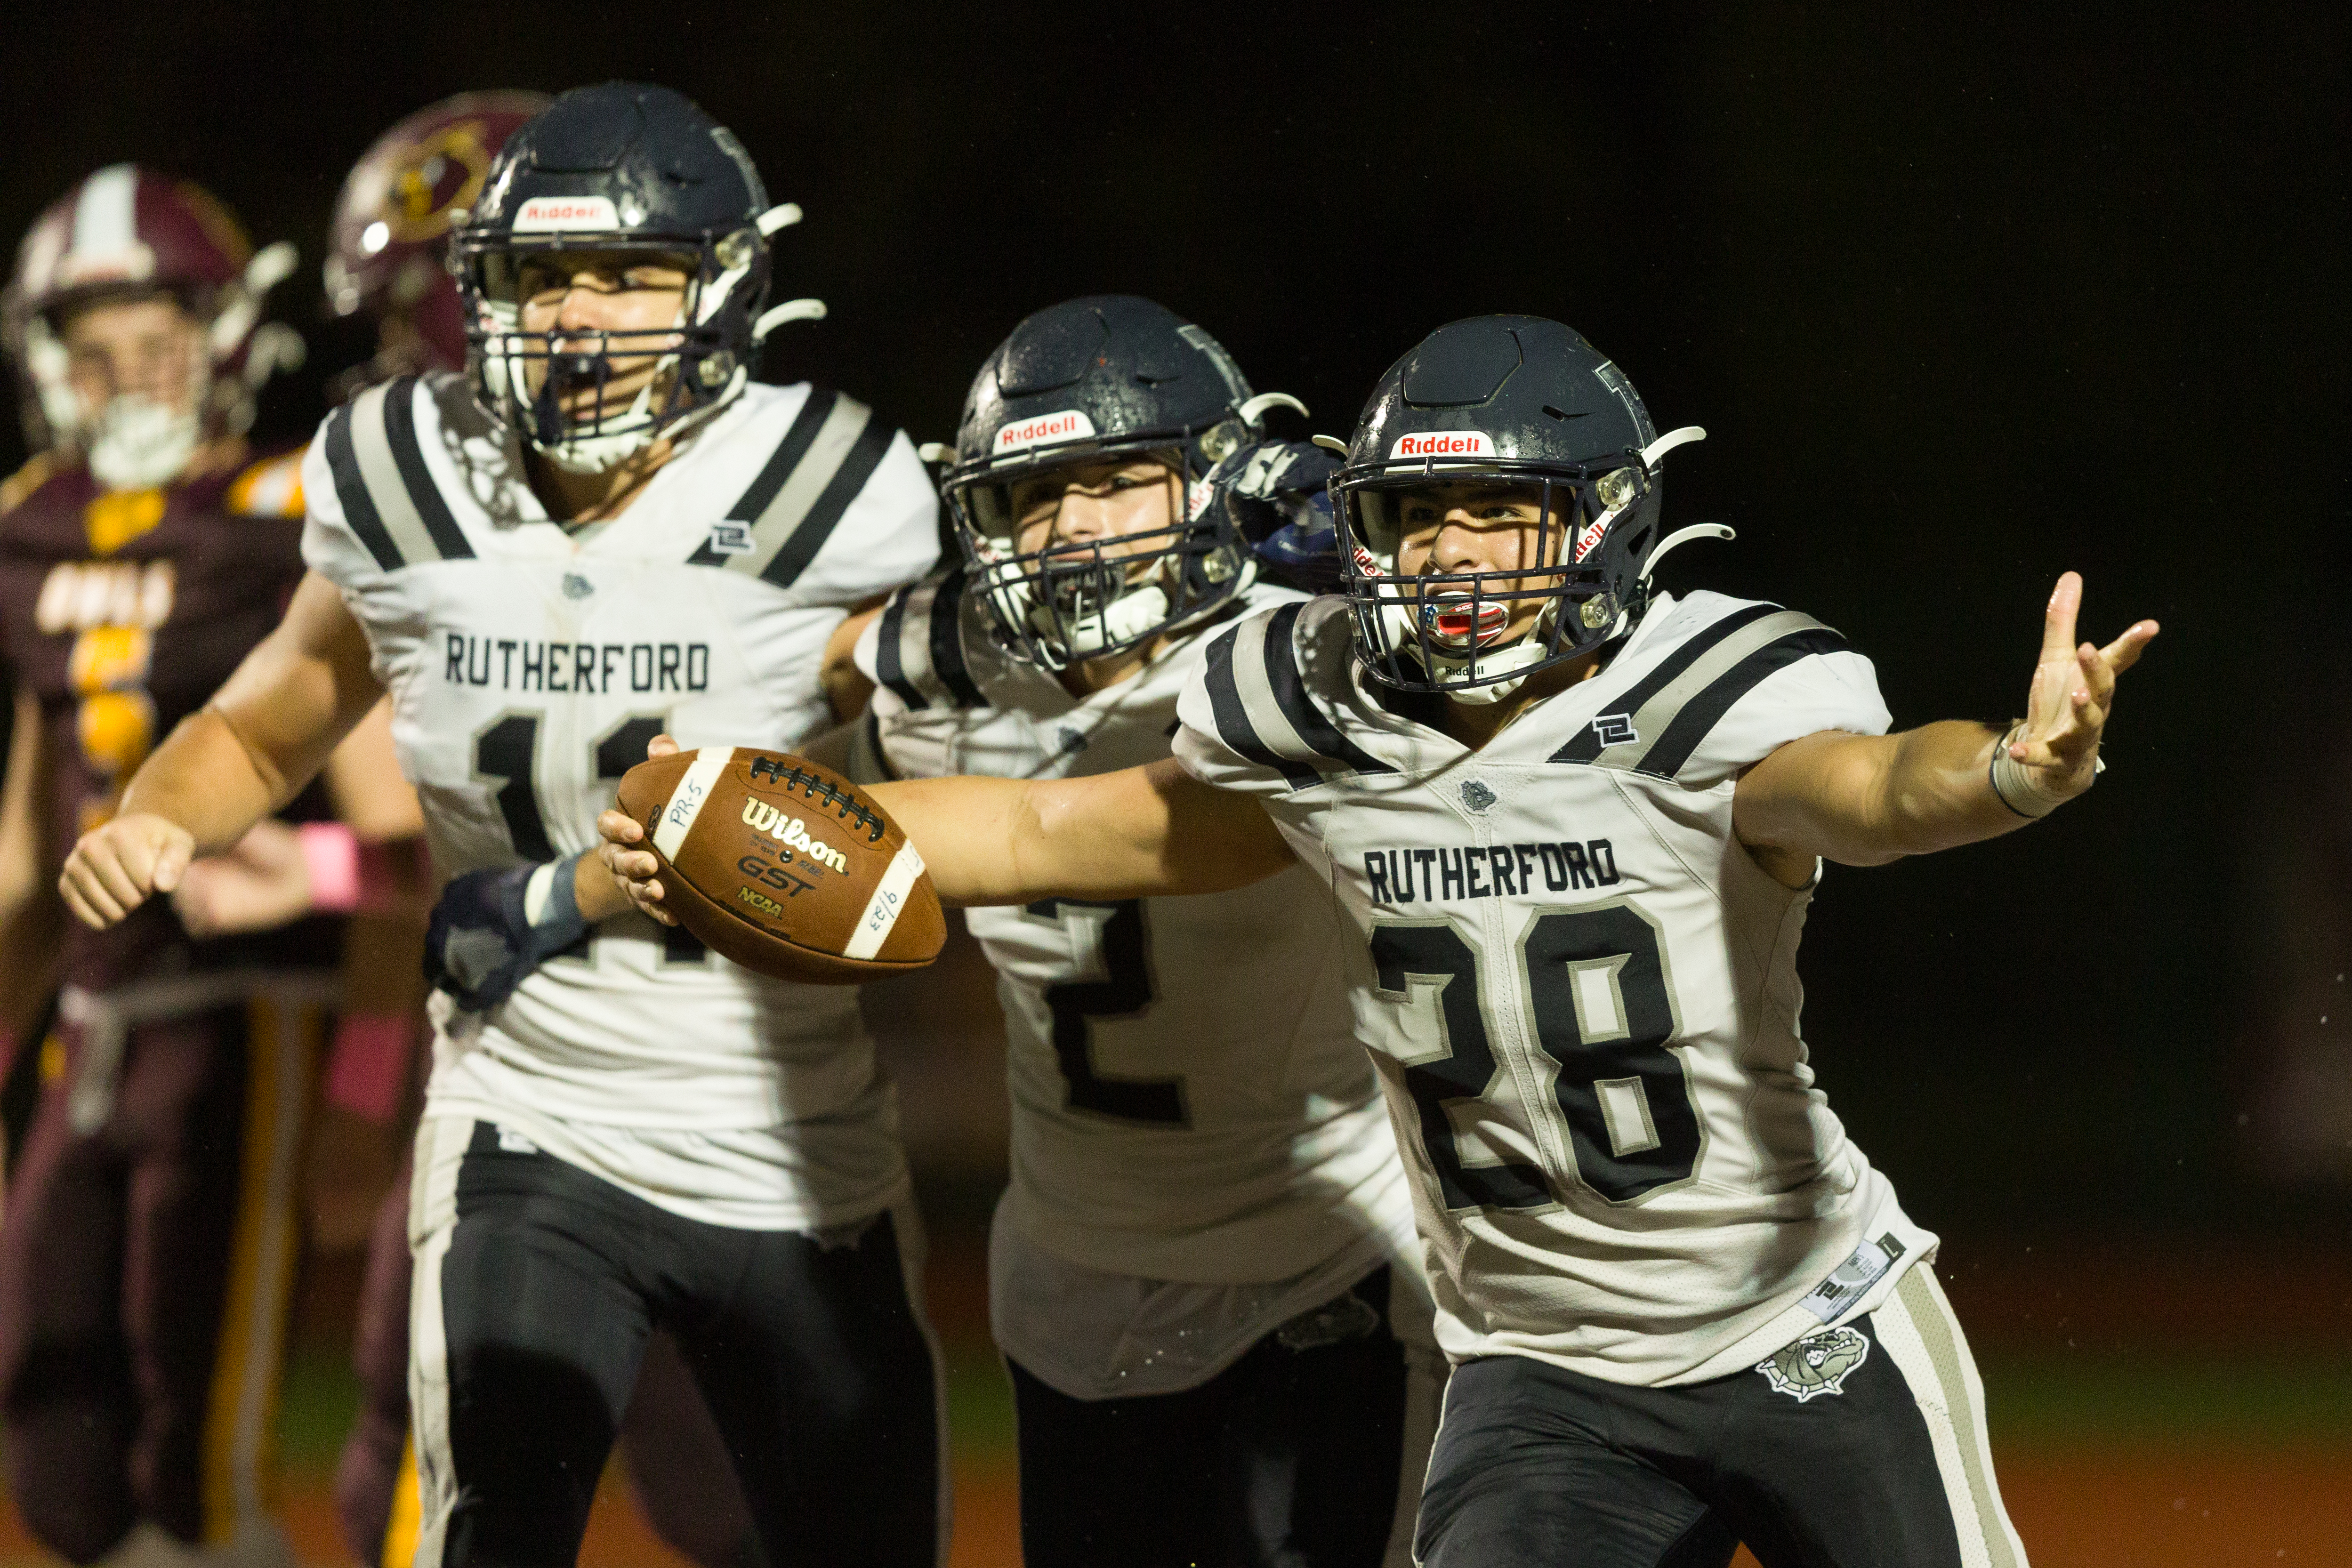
[
  {"xmin": 5, "ymin": 164, "xmax": 300, "ymax": 482},
  {"xmin": 325, "ymin": 90, "xmax": 550, "ymax": 382}
]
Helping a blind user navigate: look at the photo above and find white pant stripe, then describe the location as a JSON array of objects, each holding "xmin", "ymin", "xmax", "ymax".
[
  {"xmin": 1873, "ymin": 1267, "xmax": 2029, "ymax": 1568},
  {"xmin": 405, "ymin": 1115, "xmax": 471, "ymax": 1568}
]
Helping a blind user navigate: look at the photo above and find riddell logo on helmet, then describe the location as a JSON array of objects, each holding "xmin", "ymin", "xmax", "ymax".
[
  {"xmin": 1390, "ymin": 431, "xmax": 1494, "ymax": 460},
  {"xmin": 994, "ymin": 410, "xmax": 1097, "ymax": 455},
  {"xmin": 515, "ymin": 196, "xmax": 620, "ymax": 232}
]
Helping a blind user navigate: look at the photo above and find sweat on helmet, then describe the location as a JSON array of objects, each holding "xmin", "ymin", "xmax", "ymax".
[
  {"xmin": 451, "ymin": 82, "xmax": 820, "ymax": 474},
  {"xmin": 938, "ymin": 294, "xmax": 1306, "ymax": 670},
  {"xmin": 1333, "ymin": 314, "xmax": 1718, "ymax": 703}
]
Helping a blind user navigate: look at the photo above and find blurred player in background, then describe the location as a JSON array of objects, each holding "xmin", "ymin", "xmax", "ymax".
[
  {"xmin": 0, "ymin": 165, "xmax": 417, "ymax": 1568},
  {"xmin": 842, "ymin": 295, "xmax": 1442, "ymax": 1568},
  {"xmin": 60, "ymin": 84, "xmax": 948, "ymax": 1566}
]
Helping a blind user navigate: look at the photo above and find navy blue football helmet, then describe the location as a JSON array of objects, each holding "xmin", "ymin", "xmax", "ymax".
[
  {"xmin": 452, "ymin": 82, "xmax": 818, "ymax": 470},
  {"xmin": 1333, "ymin": 315, "xmax": 1713, "ymax": 700},
  {"xmin": 939, "ymin": 295, "xmax": 1305, "ymax": 668}
]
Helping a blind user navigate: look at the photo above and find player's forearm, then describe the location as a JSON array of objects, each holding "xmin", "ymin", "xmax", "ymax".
[
  {"xmin": 1868, "ymin": 720, "xmax": 2036, "ymax": 857},
  {"xmin": 1750, "ymin": 721, "xmax": 2028, "ymax": 867},
  {"xmin": 870, "ymin": 759, "xmax": 1290, "ymax": 907},
  {"xmin": 118, "ymin": 707, "xmax": 288, "ymax": 855},
  {"xmin": 866, "ymin": 774, "xmax": 1125, "ymax": 906}
]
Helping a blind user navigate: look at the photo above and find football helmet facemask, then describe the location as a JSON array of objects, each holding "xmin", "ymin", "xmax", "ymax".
[
  {"xmin": 1335, "ymin": 315, "xmax": 1714, "ymax": 703},
  {"xmin": 452, "ymin": 81, "xmax": 818, "ymax": 473},
  {"xmin": 939, "ymin": 295, "xmax": 1304, "ymax": 669},
  {"xmin": 5, "ymin": 165, "xmax": 299, "ymax": 488}
]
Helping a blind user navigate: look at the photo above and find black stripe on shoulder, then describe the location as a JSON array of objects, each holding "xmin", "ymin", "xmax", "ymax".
[
  {"xmin": 379, "ymin": 376, "xmax": 473, "ymax": 560},
  {"xmin": 687, "ymin": 388, "xmax": 839, "ymax": 564},
  {"xmin": 321, "ymin": 406, "xmax": 403, "ymax": 571},
  {"xmin": 1549, "ymin": 602, "xmax": 1782, "ymax": 764},
  {"xmin": 760, "ymin": 414, "xmax": 895, "ymax": 589},
  {"xmin": 872, "ymin": 588, "xmax": 926, "ymax": 710},
  {"xmin": 927, "ymin": 565, "xmax": 987, "ymax": 709},
  {"xmin": 1630, "ymin": 627, "xmax": 1852, "ymax": 779},
  {"xmin": 861, "ymin": 709, "xmax": 902, "ymax": 782},
  {"xmin": 1262, "ymin": 602, "xmax": 1393, "ymax": 776},
  {"xmin": 1201, "ymin": 625, "xmax": 1321, "ymax": 791}
]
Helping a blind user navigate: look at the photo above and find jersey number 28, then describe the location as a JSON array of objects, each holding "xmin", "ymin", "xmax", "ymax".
[{"xmin": 1372, "ymin": 901, "xmax": 1700, "ymax": 1208}]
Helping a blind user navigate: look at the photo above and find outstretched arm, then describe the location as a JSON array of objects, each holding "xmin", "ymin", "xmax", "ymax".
[
  {"xmin": 595, "ymin": 750, "xmax": 1294, "ymax": 921},
  {"xmin": 1734, "ymin": 571, "xmax": 2158, "ymax": 884},
  {"xmin": 59, "ymin": 570, "xmax": 385, "ymax": 928}
]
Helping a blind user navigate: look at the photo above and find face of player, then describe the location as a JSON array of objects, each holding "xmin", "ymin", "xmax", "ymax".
[
  {"xmin": 1008, "ymin": 456, "xmax": 1182, "ymax": 565},
  {"xmin": 1393, "ymin": 479, "xmax": 1565, "ymax": 649},
  {"xmin": 514, "ymin": 249, "xmax": 694, "ymax": 424},
  {"xmin": 60, "ymin": 293, "xmax": 203, "ymax": 424}
]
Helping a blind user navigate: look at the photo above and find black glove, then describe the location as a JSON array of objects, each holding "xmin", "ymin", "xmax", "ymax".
[
  {"xmin": 424, "ymin": 853, "xmax": 590, "ymax": 1012},
  {"xmin": 1205, "ymin": 439, "xmax": 1346, "ymax": 593}
]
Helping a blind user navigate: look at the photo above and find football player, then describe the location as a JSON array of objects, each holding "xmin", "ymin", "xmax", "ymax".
[
  {"xmin": 0, "ymin": 166, "xmax": 413, "ymax": 1568},
  {"xmin": 58, "ymin": 85, "xmax": 947, "ymax": 1566},
  {"xmin": 277, "ymin": 89, "xmax": 754, "ymax": 1568},
  {"xmin": 604, "ymin": 316, "xmax": 2158, "ymax": 1567},
  {"xmin": 839, "ymin": 296, "xmax": 1441, "ymax": 1567}
]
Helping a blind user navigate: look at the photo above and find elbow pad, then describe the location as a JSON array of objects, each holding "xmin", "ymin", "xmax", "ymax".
[{"xmin": 424, "ymin": 854, "xmax": 589, "ymax": 1013}]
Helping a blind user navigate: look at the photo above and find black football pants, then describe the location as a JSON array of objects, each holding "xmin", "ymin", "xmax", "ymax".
[
  {"xmin": 1414, "ymin": 1267, "xmax": 2026, "ymax": 1568},
  {"xmin": 408, "ymin": 1118, "xmax": 943, "ymax": 1568},
  {"xmin": 1009, "ymin": 1264, "xmax": 1442, "ymax": 1568}
]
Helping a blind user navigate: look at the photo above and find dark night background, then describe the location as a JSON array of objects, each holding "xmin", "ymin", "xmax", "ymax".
[{"xmin": 0, "ymin": 0, "xmax": 2342, "ymax": 1254}]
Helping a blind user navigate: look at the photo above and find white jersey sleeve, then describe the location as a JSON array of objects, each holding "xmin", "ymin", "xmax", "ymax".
[
  {"xmin": 1173, "ymin": 598, "xmax": 1406, "ymax": 799},
  {"xmin": 767, "ymin": 426, "xmax": 939, "ymax": 609},
  {"xmin": 1620, "ymin": 591, "xmax": 1892, "ymax": 787}
]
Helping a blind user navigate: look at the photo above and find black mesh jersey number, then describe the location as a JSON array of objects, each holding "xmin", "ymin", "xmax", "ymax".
[
  {"xmin": 472, "ymin": 713, "xmax": 552, "ymax": 860},
  {"xmin": 470, "ymin": 709, "xmax": 705, "ymax": 965},
  {"xmin": 1371, "ymin": 902, "xmax": 1700, "ymax": 1211},
  {"xmin": 1024, "ymin": 898, "xmax": 1186, "ymax": 1127},
  {"xmin": 1520, "ymin": 905, "xmax": 1699, "ymax": 1203},
  {"xmin": 1370, "ymin": 923, "xmax": 1550, "ymax": 1210}
]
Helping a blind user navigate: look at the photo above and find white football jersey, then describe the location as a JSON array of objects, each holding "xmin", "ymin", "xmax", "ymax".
[
  {"xmin": 1174, "ymin": 590, "xmax": 1938, "ymax": 1386},
  {"xmin": 855, "ymin": 574, "xmax": 1414, "ymax": 1288},
  {"xmin": 302, "ymin": 372, "xmax": 940, "ymax": 1229}
]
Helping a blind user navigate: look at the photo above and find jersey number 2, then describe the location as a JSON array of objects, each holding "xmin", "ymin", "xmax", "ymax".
[
  {"xmin": 1025, "ymin": 899, "xmax": 1186, "ymax": 1127},
  {"xmin": 1372, "ymin": 903, "xmax": 1700, "ymax": 1208}
]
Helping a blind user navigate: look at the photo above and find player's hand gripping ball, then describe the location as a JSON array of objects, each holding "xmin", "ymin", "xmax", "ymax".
[{"xmin": 614, "ymin": 748, "xmax": 944, "ymax": 984}]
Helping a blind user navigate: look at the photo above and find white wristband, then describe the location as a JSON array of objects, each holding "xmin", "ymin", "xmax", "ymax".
[{"xmin": 1988, "ymin": 721, "xmax": 2087, "ymax": 819}]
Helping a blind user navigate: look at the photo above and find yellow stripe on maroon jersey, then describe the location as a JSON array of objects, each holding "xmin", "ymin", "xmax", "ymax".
[
  {"xmin": 382, "ymin": 1435, "xmax": 423, "ymax": 1568},
  {"xmin": 200, "ymin": 997, "xmax": 317, "ymax": 1541},
  {"xmin": 227, "ymin": 450, "xmax": 306, "ymax": 518}
]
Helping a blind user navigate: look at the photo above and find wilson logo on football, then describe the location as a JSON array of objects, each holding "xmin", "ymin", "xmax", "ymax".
[
  {"xmin": 1389, "ymin": 430, "xmax": 1495, "ymax": 460},
  {"xmin": 741, "ymin": 798, "xmax": 849, "ymax": 873},
  {"xmin": 514, "ymin": 196, "xmax": 620, "ymax": 232},
  {"xmin": 993, "ymin": 410, "xmax": 1097, "ymax": 454}
]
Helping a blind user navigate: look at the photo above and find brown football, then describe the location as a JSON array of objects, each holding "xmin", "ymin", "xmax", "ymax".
[{"xmin": 614, "ymin": 747, "xmax": 945, "ymax": 984}]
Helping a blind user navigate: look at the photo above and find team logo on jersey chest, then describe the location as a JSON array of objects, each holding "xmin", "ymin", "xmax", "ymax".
[
  {"xmin": 1755, "ymin": 1327, "xmax": 1870, "ymax": 1402},
  {"xmin": 1590, "ymin": 712, "xmax": 1639, "ymax": 747}
]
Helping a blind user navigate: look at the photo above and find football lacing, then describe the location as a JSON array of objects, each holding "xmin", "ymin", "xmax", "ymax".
[{"xmin": 748, "ymin": 756, "xmax": 885, "ymax": 842}]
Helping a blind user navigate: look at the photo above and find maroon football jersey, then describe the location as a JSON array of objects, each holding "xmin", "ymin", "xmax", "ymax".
[{"xmin": 0, "ymin": 445, "xmax": 337, "ymax": 989}]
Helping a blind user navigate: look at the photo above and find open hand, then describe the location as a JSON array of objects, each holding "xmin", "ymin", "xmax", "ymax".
[
  {"xmin": 594, "ymin": 730, "xmax": 682, "ymax": 925},
  {"xmin": 2007, "ymin": 571, "xmax": 2159, "ymax": 802},
  {"xmin": 60, "ymin": 812, "xmax": 194, "ymax": 930}
]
